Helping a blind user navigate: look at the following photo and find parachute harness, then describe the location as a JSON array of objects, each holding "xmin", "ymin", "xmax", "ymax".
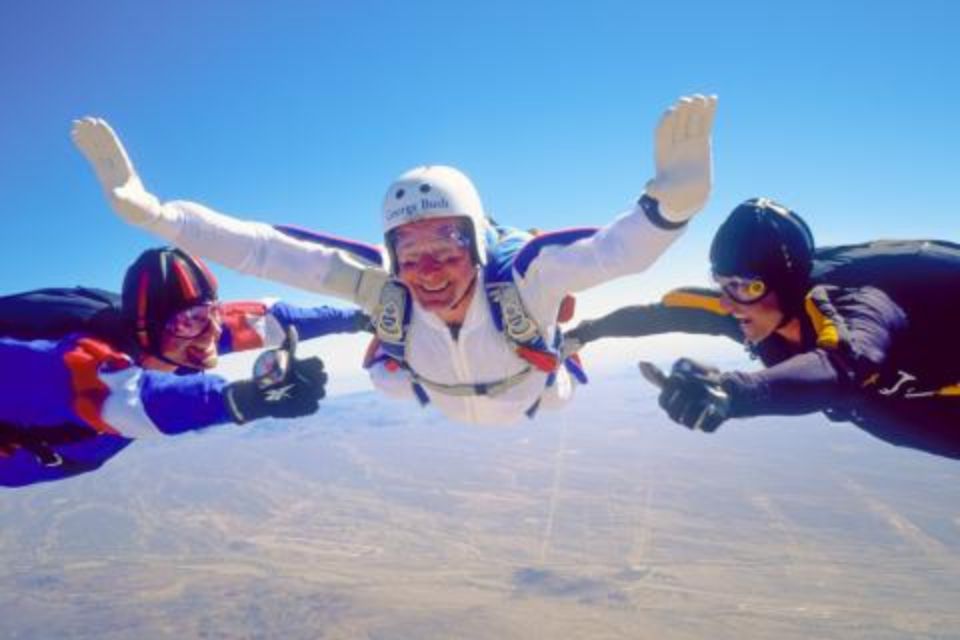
[{"xmin": 368, "ymin": 275, "xmax": 585, "ymax": 415}]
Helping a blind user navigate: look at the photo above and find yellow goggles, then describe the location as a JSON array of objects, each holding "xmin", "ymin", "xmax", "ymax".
[{"xmin": 714, "ymin": 274, "xmax": 768, "ymax": 304}]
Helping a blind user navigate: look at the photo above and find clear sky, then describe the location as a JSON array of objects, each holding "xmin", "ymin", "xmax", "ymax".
[{"xmin": 1, "ymin": 0, "xmax": 958, "ymax": 379}]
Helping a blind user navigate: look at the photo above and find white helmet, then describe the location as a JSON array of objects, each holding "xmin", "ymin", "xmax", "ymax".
[{"xmin": 382, "ymin": 165, "xmax": 491, "ymax": 271}]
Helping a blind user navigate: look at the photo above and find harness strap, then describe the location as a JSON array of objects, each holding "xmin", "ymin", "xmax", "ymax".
[
  {"xmin": 405, "ymin": 365, "xmax": 534, "ymax": 398},
  {"xmin": 364, "ymin": 226, "xmax": 591, "ymax": 414}
]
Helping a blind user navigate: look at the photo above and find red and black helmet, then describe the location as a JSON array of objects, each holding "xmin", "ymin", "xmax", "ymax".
[{"xmin": 121, "ymin": 247, "xmax": 218, "ymax": 355}]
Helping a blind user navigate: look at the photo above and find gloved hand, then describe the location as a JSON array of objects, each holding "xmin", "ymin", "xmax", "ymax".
[
  {"xmin": 658, "ymin": 357, "xmax": 729, "ymax": 432},
  {"xmin": 224, "ymin": 326, "xmax": 327, "ymax": 424},
  {"xmin": 355, "ymin": 267, "xmax": 391, "ymax": 315},
  {"xmin": 644, "ymin": 94, "xmax": 717, "ymax": 224},
  {"xmin": 225, "ymin": 357, "xmax": 327, "ymax": 424},
  {"xmin": 71, "ymin": 117, "xmax": 164, "ymax": 227},
  {"xmin": 352, "ymin": 310, "xmax": 375, "ymax": 333}
]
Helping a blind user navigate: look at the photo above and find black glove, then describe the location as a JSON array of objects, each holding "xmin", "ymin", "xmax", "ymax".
[
  {"xmin": 353, "ymin": 310, "xmax": 374, "ymax": 333},
  {"xmin": 225, "ymin": 356, "xmax": 327, "ymax": 424},
  {"xmin": 224, "ymin": 326, "xmax": 327, "ymax": 424},
  {"xmin": 562, "ymin": 323, "xmax": 592, "ymax": 352},
  {"xmin": 658, "ymin": 358, "xmax": 730, "ymax": 433}
]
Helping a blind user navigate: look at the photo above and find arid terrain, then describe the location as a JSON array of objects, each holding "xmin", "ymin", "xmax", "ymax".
[{"xmin": 2, "ymin": 373, "xmax": 958, "ymax": 639}]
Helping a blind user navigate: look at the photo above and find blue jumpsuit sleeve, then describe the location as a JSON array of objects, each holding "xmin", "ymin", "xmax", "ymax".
[
  {"xmin": 0, "ymin": 335, "xmax": 233, "ymax": 437},
  {"xmin": 138, "ymin": 370, "xmax": 233, "ymax": 434},
  {"xmin": 268, "ymin": 302, "xmax": 369, "ymax": 341}
]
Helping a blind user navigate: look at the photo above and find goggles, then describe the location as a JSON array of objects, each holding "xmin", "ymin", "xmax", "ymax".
[
  {"xmin": 393, "ymin": 224, "xmax": 472, "ymax": 271},
  {"xmin": 714, "ymin": 274, "xmax": 768, "ymax": 305},
  {"xmin": 163, "ymin": 301, "xmax": 222, "ymax": 339}
]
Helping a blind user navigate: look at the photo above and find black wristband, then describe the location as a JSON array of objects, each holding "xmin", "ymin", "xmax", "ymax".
[{"xmin": 638, "ymin": 194, "xmax": 687, "ymax": 231}]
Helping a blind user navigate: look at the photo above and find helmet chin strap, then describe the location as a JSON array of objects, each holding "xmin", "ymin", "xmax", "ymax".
[
  {"xmin": 770, "ymin": 289, "xmax": 809, "ymax": 348},
  {"xmin": 446, "ymin": 268, "xmax": 480, "ymax": 315},
  {"xmin": 775, "ymin": 280, "xmax": 811, "ymax": 329},
  {"xmin": 136, "ymin": 335, "xmax": 206, "ymax": 372},
  {"xmin": 146, "ymin": 350, "xmax": 201, "ymax": 372}
]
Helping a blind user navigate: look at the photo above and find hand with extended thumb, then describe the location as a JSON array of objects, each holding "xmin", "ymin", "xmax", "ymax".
[{"xmin": 224, "ymin": 326, "xmax": 328, "ymax": 424}]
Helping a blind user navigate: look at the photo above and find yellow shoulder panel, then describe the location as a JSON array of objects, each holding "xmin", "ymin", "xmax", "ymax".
[
  {"xmin": 662, "ymin": 289, "xmax": 728, "ymax": 316},
  {"xmin": 803, "ymin": 295, "xmax": 840, "ymax": 349}
]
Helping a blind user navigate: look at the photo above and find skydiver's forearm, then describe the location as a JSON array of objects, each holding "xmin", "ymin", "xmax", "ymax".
[
  {"xmin": 722, "ymin": 350, "xmax": 847, "ymax": 417},
  {"xmin": 152, "ymin": 200, "xmax": 379, "ymax": 307},
  {"xmin": 269, "ymin": 302, "xmax": 369, "ymax": 341},
  {"xmin": 572, "ymin": 303, "xmax": 742, "ymax": 345},
  {"xmin": 0, "ymin": 337, "xmax": 234, "ymax": 437},
  {"xmin": 137, "ymin": 370, "xmax": 233, "ymax": 434},
  {"xmin": 579, "ymin": 197, "xmax": 686, "ymax": 286},
  {"xmin": 526, "ymin": 197, "xmax": 685, "ymax": 300}
]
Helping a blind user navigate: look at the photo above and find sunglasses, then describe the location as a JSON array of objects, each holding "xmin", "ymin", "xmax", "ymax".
[
  {"xmin": 714, "ymin": 274, "xmax": 768, "ymax": 305},
  {"xmin": 163, "ymin": 302, "xmax": 222, "ymax": 339}
]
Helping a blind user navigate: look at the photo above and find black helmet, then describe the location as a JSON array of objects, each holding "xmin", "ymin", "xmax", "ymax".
[
  {"xmin": 710, "ymin": 198, "xmax": 815, "ymax": 311},
  {"xmin": 121, "ymin": 247, "xmax": 218, "ymax": 355}
]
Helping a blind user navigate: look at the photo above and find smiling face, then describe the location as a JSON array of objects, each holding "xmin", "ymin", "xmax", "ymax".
[
  {"xmin": 156, "ymin": 303, "xmax": 223, "ymax": 370},
  {"xmin": 392, "ymin": 216, "xmax": 479, "ymax": 325}
]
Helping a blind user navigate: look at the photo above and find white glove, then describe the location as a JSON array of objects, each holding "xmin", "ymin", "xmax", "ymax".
[
  {"xmin": 71, "ymin": 117, "xmax": 164, "ymax": 227},
  {"xmin": 355, "ymin": 267, "xmax": 391, "ymax": 314},
  {"xmin": 644, "ymin": 94, "xmax": 717, "ymax": 224}
]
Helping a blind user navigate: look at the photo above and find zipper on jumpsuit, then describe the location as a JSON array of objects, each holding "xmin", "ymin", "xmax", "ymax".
[{"xmin": 446, "ymin": 327, "xmax": 480, "ymax": 423}]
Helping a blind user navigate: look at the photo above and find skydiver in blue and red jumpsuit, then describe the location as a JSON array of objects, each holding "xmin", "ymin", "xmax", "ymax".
[{"xmin": 0, "ymin": 247, "xmax": 369, "ymax": 487}]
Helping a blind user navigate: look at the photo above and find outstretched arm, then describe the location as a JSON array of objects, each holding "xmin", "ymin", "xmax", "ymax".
[
  {"xmin": 657, "ymin": 286, "xmax": 907, "ymax": 430},
  {"xmin": 0, "ymin": 335, "xmax": 230, "ymax": 438},
  {"xmin": 218, "ymin": 301, "xmax": 370, "ymax": 354},
  {"xmin": 266, "ymin": 302, "xmax": 370, "ymax": 343},
  {"xmin": 720, "ymin": 351, "xmax": 848, "ymax": 417},
  {"xmin": 0, "ymin": 333, "xmax": 326, "ymax": 438},
  {"xmin": 567, "ymin": 287, "xmax": 743, "ymax": 350},
  {"xmin": 519, "ymin": 95, "xmax": 718, "ymax": 310},
  {"xmin": 71, "ymin": 118, "xmax": 387, "ymax": 311},
  {"xmin": 649, "ymin": 350, "xmax": 848, "ymax": 434},
  {"xmin": 725, "ymin": 286, "xmax": 907, "ymax": 416}
]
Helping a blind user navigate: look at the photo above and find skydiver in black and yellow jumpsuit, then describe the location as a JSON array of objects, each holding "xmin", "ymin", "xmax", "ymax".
[{"xmin": 567, "ymin": 198, "xmax": 960, "ymax": 460}]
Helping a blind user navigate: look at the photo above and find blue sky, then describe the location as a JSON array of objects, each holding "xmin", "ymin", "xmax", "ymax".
[{"xmin": 1, "ymin": 0, "xmax": 957, "ymax": 314}]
